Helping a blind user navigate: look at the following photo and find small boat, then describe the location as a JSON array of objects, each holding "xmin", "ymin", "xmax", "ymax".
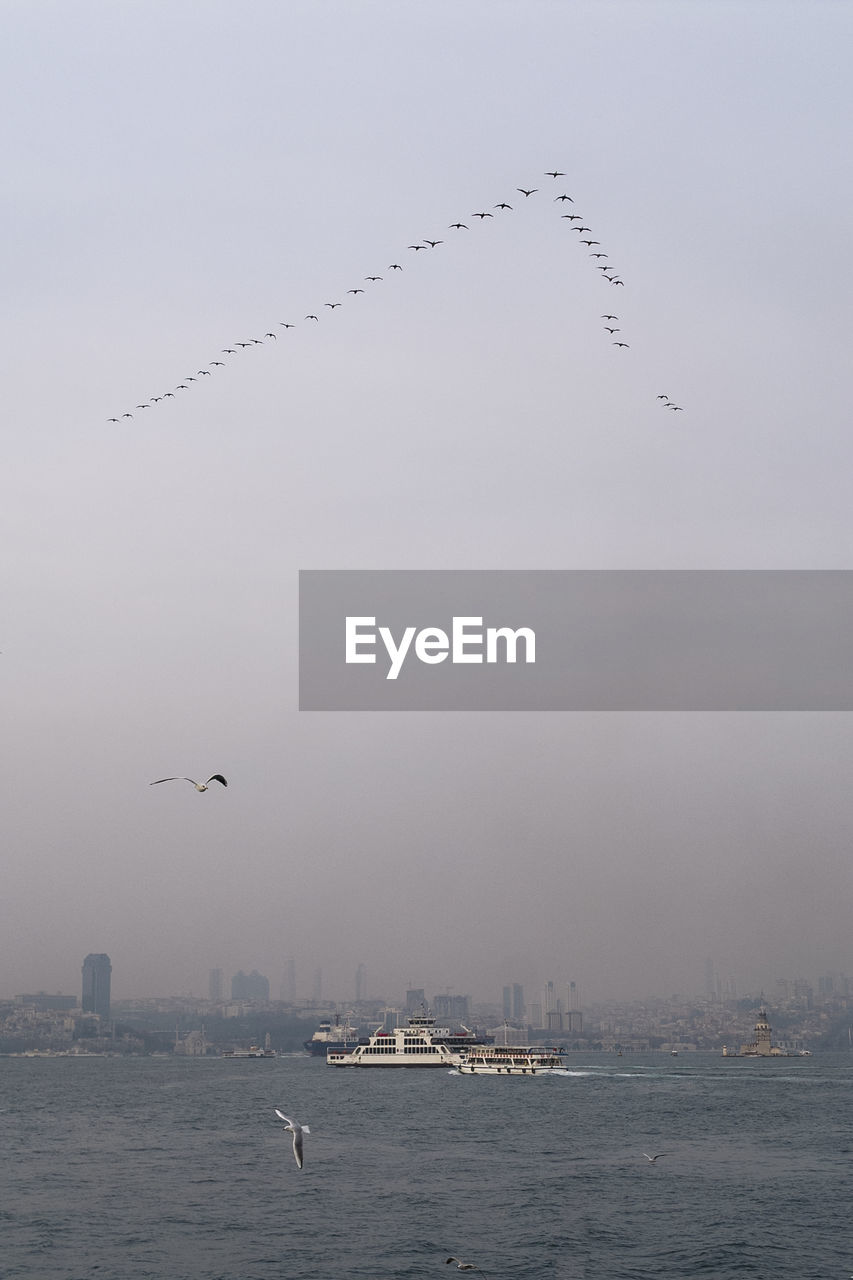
[{"xmin": 456, "ymin": 1045, "xmax": 566, "ymax": 1075}]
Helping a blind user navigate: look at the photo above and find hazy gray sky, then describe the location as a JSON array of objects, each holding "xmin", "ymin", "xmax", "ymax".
[{"xmin": 2, "ymin": 1, "xmax": 852, "ymax": 1005}]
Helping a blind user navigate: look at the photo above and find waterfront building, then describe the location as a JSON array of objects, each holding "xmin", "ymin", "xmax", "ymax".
[
  {"xmin": 81, "ymin": 954, "xmax": 111, "ymax": 1017},
  {"xmin": 736, "ymin": 1008, "xmax": 786, "ymax": 1056}
]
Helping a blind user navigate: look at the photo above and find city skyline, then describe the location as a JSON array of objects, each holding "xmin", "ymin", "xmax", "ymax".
[{"xmin": 5, "ymin": 950, "xmax": 849, "ymax": 1014}]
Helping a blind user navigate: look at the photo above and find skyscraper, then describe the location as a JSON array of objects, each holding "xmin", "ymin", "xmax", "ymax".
[
  {"xmin": 81, "ymin": 953, "xmax": 112, "ymax": 1017},
  {"xmin": 209, "ymin": 968, "xmax": 223, "ymax": 1002}
]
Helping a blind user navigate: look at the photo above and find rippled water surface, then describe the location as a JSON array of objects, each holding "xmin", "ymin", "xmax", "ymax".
[{"xmin": 2, "ymin": 1052, "xmax": 851, "ymax": 1279}]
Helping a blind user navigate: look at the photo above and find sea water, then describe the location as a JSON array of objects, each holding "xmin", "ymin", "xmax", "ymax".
[{"xmin": 1, "ymin": 1052, "xmax": 850, "ymax": 1279}]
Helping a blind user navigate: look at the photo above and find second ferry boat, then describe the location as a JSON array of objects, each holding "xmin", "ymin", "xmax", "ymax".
[{"xmin": 326, "ymin": 1011, "xmax": 464, "ymax": 1068}]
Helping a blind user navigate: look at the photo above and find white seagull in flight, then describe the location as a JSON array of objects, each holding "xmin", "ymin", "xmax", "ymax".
[
  {"xmin": 643, "ymin": 1151, "xmax": 668, "ymax": 1162},
  {"xmin": 149, "ymin": 775, "xmax": 228, "ymax": 791},
  {"xmin": 275, "ymin": 1110, "xmax": 310, "ymax": 1168}
]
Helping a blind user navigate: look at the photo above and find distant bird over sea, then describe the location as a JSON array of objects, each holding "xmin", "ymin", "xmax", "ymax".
[
  {"xmin": 275, "ymin": 1110, "xmax": 310, "ymax": 1169},
  {"xmin": 643, "ymin": 1152, "xmax": 668, "ymax": 1162},
  {"xmin": 446, "ymin": 1259, "xmax": 489, "ymax": 1279},
  {"xmin": 149, "ymin": 775, "xmax": 228, "ymax": 792}
]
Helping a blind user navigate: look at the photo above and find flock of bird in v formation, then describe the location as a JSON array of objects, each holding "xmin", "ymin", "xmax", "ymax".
[{"xmin": 107, "ymin": 171, "xmax": 683, "ymax": 421}]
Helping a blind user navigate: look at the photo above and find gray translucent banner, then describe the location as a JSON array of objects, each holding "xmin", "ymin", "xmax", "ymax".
[{"xmin": 298, "ymin": 570, "xmax": 853, "ymax": 710}]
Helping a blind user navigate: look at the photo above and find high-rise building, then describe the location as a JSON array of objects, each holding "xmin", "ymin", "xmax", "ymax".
[
  {"xmin": 81, "ymin": 953, "xmax": 112, "ymax": 1017},
  {"xmin": 512, "ymin": 983, "xmax": 524, "ymax": 1021},
  {"xmin": 355, "ymin": 963, "xmax": 367, "ymax": 1002},
  {"xmin": 231, "ymin": 969, "xmax": 270, "ymax": 1001},
  {"xmin": 502, "ymin": 986, "xmax": 512, "ymax": 1019},
  {"xmin": 433, "ymin": 993, "xmax": 470, "ymax": 1023},
  {"xmin": 406, "ymin": 988, "xmax": 426, "ymax": 1012},
  {"xmin": 209, "ymin": 968, "xmax": 223, "ymax": 1002}
]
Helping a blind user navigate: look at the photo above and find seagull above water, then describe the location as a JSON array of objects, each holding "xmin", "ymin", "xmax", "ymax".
[
  {"xmin": 149, "ymin": 775, "xmax": 228, "ymax": 791},
  {"xmin": 446, "ymin": 1259, "xmax": 489, "ymax": 1279},
  {"xmin": 275, "ymin": 1110, "xmax": 310, "ymax": 1169},
  {"xmin": 643, "ymin": 1152, "xmax": 668, "ymax": 1162}
]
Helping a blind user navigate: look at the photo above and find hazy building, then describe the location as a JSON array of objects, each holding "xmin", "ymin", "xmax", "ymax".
[
  {"xmin": 433, "ymin": 993, "xmax": 471, "ymax": 1023},
  {"xmin": 406, "ymin": 988, "xmax": 426, "ymax": 1013},
  {"xmin": 355, "ymin": 963, "xmax": 367, "ymax": 1002},
  {"xmin": 208, "ymin": 968, "xmax": 223, "ymax": 1002},
  {"xmin": 16, "ymin": 992, "xmax": 77, "ymax": 1012},
  {"xmin": 81, "ymin": 953, "xmax": 112, "ymax": 1017},
  {"xmin": 512, "ymin": 983, "xmax": 524, "ymax": 1021},
  {"xmin": 231, "ymin": 969, "xmax": 270, "ymax": 1001},
  {"xmin": 503, "ymin": 983, "xmax": 525, "ymax": 1021}
]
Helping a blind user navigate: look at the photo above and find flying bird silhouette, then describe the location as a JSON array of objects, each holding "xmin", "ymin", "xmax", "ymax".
[
  {"xmin": 325, "ymin": 301, "xmax": 342, "ymax": 307},
  {"xmin": 275, "ymin": 1110, "xmax": 310, "ymax": 1169},
  {"xmin": 448, "ymin": 223, "xmax": 468, "ymax": 230},
  {"xmin": 516, "ymin": 187, "xmax": 538, "ymax": 196},
  {"xmin": 493, "ymin": 203, "xmax": 512, "ymax": 210},
  {"xmin": 347, "ymin": 288, "xmax": 365, "ymax": 294},
  {"xmin": 554, "ymin": 194, "xmax": 574, "ymax": 202},
  {"xmin": 446, "ymin": 1260, "xmax": 489, "ymax": 1280},
  {"xmin": 643, "ymin": 1152, "xmax": 668, "ymax": 1162},
  {"xmin": 365, "ymin": 275, "xmax": 383, "ymax": 280},
  {"xmin": 545, "ymin": 170, "xmax": 565, "ymax": 177},
  {"xmin": 150, "ymin": 775, "xmax": 228, "ymax": 792},
  {"xmin": 472, "ymin": 211, "xmax": 493, "ymax": 219},
  {"xmin": 305, "ymin": 314, "xmax": 319, "ymax": 320},
  {"xmin": 613, "ymin": 341, "xmax": 630, "ymax": 348},
  {"xmin": 388, "ymin": 263, "xmax": 402, "ymax": 269},
  {"xmin": 423, "ymin": 239, "xmax": 443, "ymax": 247}
]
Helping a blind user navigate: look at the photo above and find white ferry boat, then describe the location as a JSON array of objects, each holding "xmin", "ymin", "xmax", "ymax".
[
  {"xmin": 456, "ymin": 1045, "xmax": 566, "ymax": 1075},
  {"xmin": 326, "ymin": 1012, "xmax": 464, "ymax": 1068},
  {"xmin": 223, "ymin": 1044, "xmax": 276, "ymax": 1058}
]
